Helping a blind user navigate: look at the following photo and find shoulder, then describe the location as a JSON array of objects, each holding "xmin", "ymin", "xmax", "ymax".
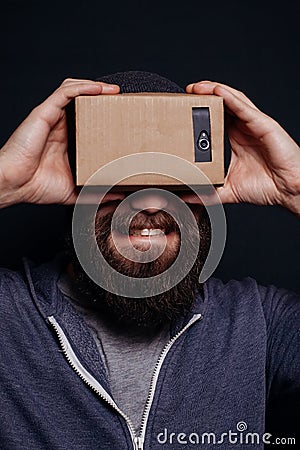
[
  {"xmin": 206, "ymin": 275, "xmax": 300, "ymax": 309},
  {"xmin": 0, "ymin": 266, "xmax": 27, "ymax": 293},
  {"xmin": 0, "ymin": 266, "xmax": 33, "ymax": 325},
  {"xmin": 0, "ymin": 255, "xmax": 65, "ymax": 319},
  {"xmin": 204, "ymin": 276, "xmax": 300, "ymax": 336}
]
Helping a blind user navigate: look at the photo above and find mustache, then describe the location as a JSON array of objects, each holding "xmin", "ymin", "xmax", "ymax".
[{"xmin": 95, "ymin": 209, "xmax": 183, "ymax": 238}]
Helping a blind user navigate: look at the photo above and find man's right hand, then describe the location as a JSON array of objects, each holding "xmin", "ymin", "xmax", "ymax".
[{"xmin": 0, "ymin": 78, "xmax": 120, "ymax": 208}]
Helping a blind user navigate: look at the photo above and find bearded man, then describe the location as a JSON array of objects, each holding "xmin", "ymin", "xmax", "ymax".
[{"xmin": 0, "ymin": 71, "xmax": 299, "ymax": 450}]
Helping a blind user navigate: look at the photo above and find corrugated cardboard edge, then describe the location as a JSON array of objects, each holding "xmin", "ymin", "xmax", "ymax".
[{"xmin": 75, "ymin": 93, "xmax": 224, "ymax": 187}]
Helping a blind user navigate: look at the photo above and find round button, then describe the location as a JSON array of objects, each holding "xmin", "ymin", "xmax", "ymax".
[{"xmin": 198, "ymin": 137, "xmax": 210, "ymax": 150}]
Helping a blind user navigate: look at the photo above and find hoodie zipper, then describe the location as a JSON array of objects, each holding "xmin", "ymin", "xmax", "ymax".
[
  {"xmin": 48, "ymin": 313, "xmax": 202, "ymax": 450},
  {"xmin": 136, "ymin": 313, "xmax": 202, "ymax": 448}
]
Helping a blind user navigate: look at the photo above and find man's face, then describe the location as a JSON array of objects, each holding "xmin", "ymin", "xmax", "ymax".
[
  {"xmin": 70, "ymin": 188, "xmax": 211, "ymax": 328},
  {"xmin": 95, "ymin": 190, "xmax": 203, "ymax": 276}
]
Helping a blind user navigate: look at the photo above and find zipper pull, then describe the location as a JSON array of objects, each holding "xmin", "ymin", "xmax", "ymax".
[{"xmin": 134, "ymin": 436, "xmax": 144, "ymax": 450}]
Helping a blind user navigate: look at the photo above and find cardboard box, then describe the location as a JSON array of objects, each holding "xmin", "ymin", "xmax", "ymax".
[{"xmin": 75, "ymin": 93, "xmax": 224, "ymax": 188}]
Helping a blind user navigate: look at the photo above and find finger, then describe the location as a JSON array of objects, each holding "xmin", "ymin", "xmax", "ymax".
[
  {"xmin": 62, "ymin": 187, "xmax": 126, "ymax": 206},
  {"xmin": 215, "ymin": 185, "xmax": 238, "ymax": 204},
  {"xmin": 186, "ymin": 80, "xmax": 258, "ymax": 109},
  {"xmin": 187, "ymin": 81, "xmax": 280, "ymax": 142},
  {"xmin": 75, "ymin": 190, "xmax": 126, "ymax": 205},
  {"xmin": 212, "ymin": 85, "xmax": 267, "ymax": 130},
  {"xmin": 180, "ymin": 183, "xmax": 238, "ymax": 206},
  {"xmin": 179, "ymin": 188, "xmax": 221, "ymax": 207},
  {"xmin": 32, "ymin": 81, "xmax": 120, "ymax": 126},
  {"xmin": 179, "ymin": 193, "xmax": 203, "ymax": 204},
  {"xmin": 186, "ymin": 80, "xmax": 255, "ymax": 107},
  {"xmin": 4, "ymin": 80, "xmax": 120, "ymax": 159},
  {"xmin": 61, "ymin": 77, "xmax": 101, "ymax": 85},
  {"xmin": 46, "ymin": 80, "xmax": 120, "ymax": 109},
  {"xmin": 201, "ymin": 84, "xmax": 269, "ymax": 136},
  {"xmin": 60, "ymin": 77, "xmax": 120, "ymax": 89}
]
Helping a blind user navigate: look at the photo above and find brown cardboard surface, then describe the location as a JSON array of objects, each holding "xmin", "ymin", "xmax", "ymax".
[{"xmin": 75, "ymin": 93, "xmax": 224, "ymax": 187}]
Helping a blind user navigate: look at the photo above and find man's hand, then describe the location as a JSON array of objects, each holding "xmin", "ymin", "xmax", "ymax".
[
  {"xmin": 0, "ymin": 78, "xmax": 120, "ymax": 208},
  {"xmin": 184, "ymin": 81, "xmax": 300, "ymax": 215}
]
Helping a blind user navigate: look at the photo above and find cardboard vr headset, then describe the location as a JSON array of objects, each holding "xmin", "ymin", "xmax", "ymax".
[{"xmin": 75, "ymin": 93, "xmax": 224, "ymax": 188}]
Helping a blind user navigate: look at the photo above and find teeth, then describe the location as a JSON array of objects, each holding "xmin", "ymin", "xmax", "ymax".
[{"xmin": 131, "ymin": 228, "xmax": 165, "ymax": 237}]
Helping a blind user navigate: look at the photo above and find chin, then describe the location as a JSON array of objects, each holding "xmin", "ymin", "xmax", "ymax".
[{"xmin": 102, "ymin": 232, "xmax": 180, "ymax": 278}]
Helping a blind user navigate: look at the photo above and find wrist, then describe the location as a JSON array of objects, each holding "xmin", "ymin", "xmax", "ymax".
[
  {"xmin": 284, "ymin": 194, "xmax": 300, "ymax": 217},
  {"xmin": 280, "ymin": 180, "xmax": 300, "ymax": 217},
  {"xmin": 0, "ymin": 170, "xmax": 23, "ymax": 209},
  {"xmin": 0, "ymin": 169, "xmax": 10, "ymax": 209}
]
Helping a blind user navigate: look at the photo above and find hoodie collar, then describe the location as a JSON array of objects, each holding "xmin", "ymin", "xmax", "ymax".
[{"xmin": 22, "ymin": 254, "xmax": 208, "ymax": 338}]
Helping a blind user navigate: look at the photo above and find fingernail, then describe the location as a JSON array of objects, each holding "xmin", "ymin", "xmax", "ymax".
[{"xmin": 101, "ymin": 84, "xmax": 120, "ymax": 93}]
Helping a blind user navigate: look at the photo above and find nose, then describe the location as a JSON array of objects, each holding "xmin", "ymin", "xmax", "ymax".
[{"xmin": 129, "ymin": 191, "xmax": 169, "ymax": 214}]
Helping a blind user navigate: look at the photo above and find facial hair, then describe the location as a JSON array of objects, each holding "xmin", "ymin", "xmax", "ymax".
[{"xmin": 67, "ymin": 207, "xmax": 211, "ymax": 328}]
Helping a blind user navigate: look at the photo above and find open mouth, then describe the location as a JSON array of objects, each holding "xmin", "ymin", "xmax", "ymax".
[
  {"xmin": 107, "ymin": 210, "xmax": 180, "ymax": 247},
  {"xmin": 129, "ymin": 228, "xmax": 165, "ymax": 237},
  {"xmin": 111, "ymin": 226, "xmax": 178, "ymax": 250}
]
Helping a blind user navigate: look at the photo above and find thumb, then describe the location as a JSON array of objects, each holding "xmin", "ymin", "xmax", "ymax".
[
  {"xmin": 61, "ymin": 188, "xmax": 78, "ymax": 205},
  {"xmin": 215, "ymin": 184, "xmax": 237, "ymax": 205}
]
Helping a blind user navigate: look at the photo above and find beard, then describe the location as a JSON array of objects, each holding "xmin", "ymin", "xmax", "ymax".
[{"xmin": 66, "ymin": 205, "xmax": 211, "ymax": 328}]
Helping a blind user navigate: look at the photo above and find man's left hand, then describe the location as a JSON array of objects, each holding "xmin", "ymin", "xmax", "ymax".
[{"xmin": 183, "ymin": 81, "xmax": 300, "ymax": 216}]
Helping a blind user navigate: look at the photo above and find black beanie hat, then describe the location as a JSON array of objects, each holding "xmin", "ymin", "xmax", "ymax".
[{"xmin": 96, "ymin": 70, "xmax": 185, "ymax": 94}]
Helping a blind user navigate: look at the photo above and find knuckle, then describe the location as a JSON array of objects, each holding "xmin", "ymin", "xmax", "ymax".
[
  {"xmin": 61, "ymin": 77, "xmax": 74, "ymax": 85},
  {"xmin": 59, "ymin": 78, "xmax": 77, "ymax": 89}
]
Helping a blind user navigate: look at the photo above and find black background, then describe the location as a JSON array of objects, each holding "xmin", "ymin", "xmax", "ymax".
[
  {"xmin": 0, "ymin": 0, "xmax": 299, "ymax": 295},
  {"xmin": 0, "ymin": 0, "xmax": 299, "ymax": 445}
]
